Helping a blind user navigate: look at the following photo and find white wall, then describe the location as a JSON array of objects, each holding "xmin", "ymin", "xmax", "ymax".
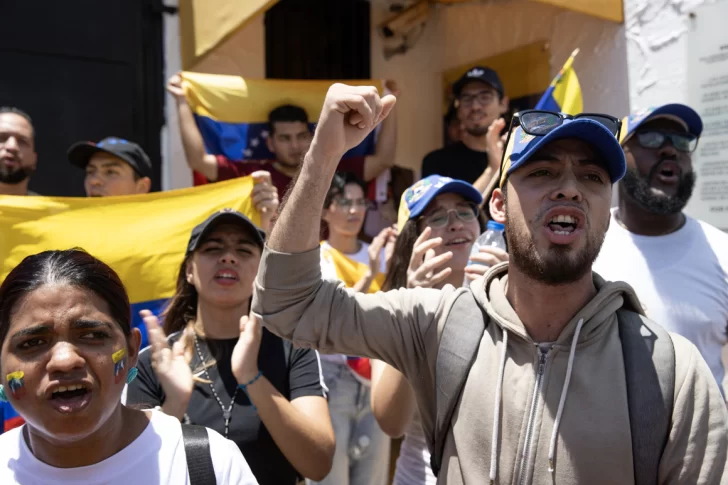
[
  {"xmin": 162, "ymin": 13, "xmax": 266, "ymax": 191},
  {"xmin": 623, "ymin": 0, "xmax": 725, "ymax": 109},
  {"xmin": 371, "ymin": 0, "xmax": 630, "ymax": 174}
]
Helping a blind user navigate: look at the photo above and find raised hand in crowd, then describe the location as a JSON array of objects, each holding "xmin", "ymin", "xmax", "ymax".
[
  {"xmin": 406, "ymin": 226, "xmax": 454, "ymax": 289},
  {"xmin": 351, "ymin": 226, "xmax": 397, "ymax": 293},
  {"xmin": 472, "ymin": 117, "xmax": 507, "ymax": 195},
  {"xmin": 231, "ymin": 314, "xmax": 263, "ymax": 385},
  {"xmin": 463, "ymin": 246, "xmax": 509, "ymax": 283},
  {"xmin": 250, "ymin": 170, "xmax": 279, "ymax": 233},
  {"xmin": 166, "ymin": 73, "xmax": 186, "ymax": 102},
  {"xmin": 140, "ymin": 310, "xmax": 195, "ymax": 420}
]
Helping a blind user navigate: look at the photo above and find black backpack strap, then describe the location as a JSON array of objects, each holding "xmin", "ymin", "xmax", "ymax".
[
  {"xmin": 617, "ymin": 309, "xmax": 675, "ymax": 485},
  {"xmin": 430, "ymin": 290, "xmax": 488, "ymax": 477},
  {"xmin": 182, "ymin": 424, "xmax": 217, "ymax": 485}
]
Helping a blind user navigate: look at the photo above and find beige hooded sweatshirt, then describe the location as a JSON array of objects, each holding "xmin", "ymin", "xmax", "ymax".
[{"xmin": 252, "ymin": 247, "xmax": 728, "ymax": 484}]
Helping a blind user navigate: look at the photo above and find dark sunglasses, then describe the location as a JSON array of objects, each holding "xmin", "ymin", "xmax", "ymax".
[
  {"xmin": 499, "ymin": 109, "xmax": 622, "ymax": 170},
  {"xmin": 635, "ymin": 130, "xmax": 698, "ymax": 153}
]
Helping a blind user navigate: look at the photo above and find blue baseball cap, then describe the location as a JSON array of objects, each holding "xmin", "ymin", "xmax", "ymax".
[
  {"xmin": 619, "ymin": 104, "xmax": 703, "ymax": 144},
  {"xmin": 499, "ymin": 118, "xmax": 626, "ymax": 187},
  {"xmin": 397, "ymin": 175, "xmax": 483, "ymax": 231}
]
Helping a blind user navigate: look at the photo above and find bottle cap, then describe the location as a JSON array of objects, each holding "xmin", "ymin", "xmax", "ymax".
[{"xmin": 486, "ymin": 220, "xmax": 505, "ymax": 231}]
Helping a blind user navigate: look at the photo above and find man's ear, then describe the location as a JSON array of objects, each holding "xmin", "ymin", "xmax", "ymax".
[
  {"xmin": 266, "ymin": 136, "xmax": 275, "ymax": 155},
  {"xmin": 490, "ymin": 186, "xmax": 507, "ymax": 223},
  {"xmin": 136, "ymin": 177, "xmax": 151, "ymax": 194}
]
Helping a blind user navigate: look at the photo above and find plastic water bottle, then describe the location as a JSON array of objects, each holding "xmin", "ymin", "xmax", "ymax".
[{"xmin": 464, "ymin": 221, "xmax": 506, "ymax": 286}]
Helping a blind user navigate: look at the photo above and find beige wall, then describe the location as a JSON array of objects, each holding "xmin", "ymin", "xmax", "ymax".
[
  {"xmin": 170, "ymin": 1, "xmax": 629, "ymax": 183},
  {"xmin": 371, "ymin": 0, "xmax": 630, "ymax": 175}
]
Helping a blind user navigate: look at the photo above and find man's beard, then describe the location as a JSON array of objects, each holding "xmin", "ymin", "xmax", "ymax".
[
  {"xmin": 505, "ymin": 204, "xmax": 607, "ymax": 286},
  {"xmin": 621, "ymin": 164, "xmax": 696, "ymax": 215},
  {"xmin": 0, "ymin": 165, "xmax": 34, "ymax": 185}
]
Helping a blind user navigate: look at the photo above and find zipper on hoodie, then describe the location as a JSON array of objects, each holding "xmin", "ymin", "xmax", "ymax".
[{"xmin": 518, "ymin": 347, "xmax": 549, "ymax": 485}]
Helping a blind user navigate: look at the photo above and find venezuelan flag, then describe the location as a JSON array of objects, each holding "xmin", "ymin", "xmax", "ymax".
[
  {"xmin": 180, "ymin": 72, "xmax": 382, "ymax": 185},
  {"xmin": 0, "ymin": 176, "xmax": 260, "ymax": 348},
  {"xmin": 534, "ymin": 48, "xmax": 583, "ymax": 115}
]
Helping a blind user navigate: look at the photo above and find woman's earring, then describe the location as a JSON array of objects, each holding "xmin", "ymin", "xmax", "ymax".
[
  {"xmin": 126, "ymin": 367, "xmax": 139, "ymax": 385},
  {"xmin": 0, "ymin": 385, "xmax": 8, "ymax": 403}
]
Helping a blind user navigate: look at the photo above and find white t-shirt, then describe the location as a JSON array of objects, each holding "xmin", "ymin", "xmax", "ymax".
[
  {"xmin": 593, "ymin": 210, "xmax": 728, "ymax": 387},
  {"xmin": 0, "ymin": 410, "xmax": 258, "ymax": 485},
  {"xmin": 393, "ymin": 412, "xmax": 437, "ymax": 485},
  {"xmin": 320, "ymin": 240, "xmax": 386, "ymax": 367}
]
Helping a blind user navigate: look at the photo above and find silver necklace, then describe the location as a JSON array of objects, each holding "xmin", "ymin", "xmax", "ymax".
[{"xmin": 193, "ymin": 336, "xmax": 239, "ymax": 438}]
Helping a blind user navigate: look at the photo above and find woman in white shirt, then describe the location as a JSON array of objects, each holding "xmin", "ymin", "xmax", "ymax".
[{"xmin": 0, "ymin": 249, "xmax": 257, "ymax": 485}]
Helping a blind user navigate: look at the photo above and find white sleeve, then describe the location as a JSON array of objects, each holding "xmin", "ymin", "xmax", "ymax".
[{"xmin": 207, "ymin": 429, "xmax": 259, "ymax": 484}]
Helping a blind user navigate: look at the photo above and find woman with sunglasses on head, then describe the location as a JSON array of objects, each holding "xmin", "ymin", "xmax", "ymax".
[
  {"xmin": 0, "ymin": 249, "xmax": 257, "ymax": 484},
  {"xmin": 370, "ymin": 175, "xmax": 508, "ymax": 485},
  {"xmin": 314, "ymin": 172, "xmax": 397, "ymax": 485},
  {"xmin": 125, "ymin": 210, "xmax": 335, "ymax": 485}
]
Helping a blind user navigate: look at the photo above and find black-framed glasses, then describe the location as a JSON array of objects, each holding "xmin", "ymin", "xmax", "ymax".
[
  {"xmin": 419, "ymin": 202, "xmax": 479, "ymax": 228},
  {"xmin": 458, "ymin": 90, "xmax": 497, "ymax": 109},
  {"xmin": 499, "ymin": 109, "xmax": 622, "ymax": 170},
  {"xmin": 635, "ymin": 130, "xmax": 698, "ymax": 153}
]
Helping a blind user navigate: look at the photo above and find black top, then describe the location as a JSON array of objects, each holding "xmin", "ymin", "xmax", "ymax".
[
  {"xmin": 126, "ymin": 328, "xmax": 326, "ymax": 485},
  {"xmin": 421, "ymin": 141, "xmax": 490, "ymax": 184}
]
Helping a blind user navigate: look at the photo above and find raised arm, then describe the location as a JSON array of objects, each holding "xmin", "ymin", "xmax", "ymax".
[
  {"xmin": 252, "ymin": 84, "xmax": 449, "ymax": 372},
  {"xmin": 167, "ymin": 73, "xmax": 220, "ymax": 181},
  {"xmin": 370, "ymin": 359, "xmax": 416, "ymax": 438}
]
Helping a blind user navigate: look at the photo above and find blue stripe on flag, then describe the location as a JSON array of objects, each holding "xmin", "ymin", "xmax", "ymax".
[
  {"xmin": 131, "ymin": 298, "xmax": 170, "ymax": 350},
  {"xmin": 194, "ymin": 115, "xmax": 376, "ymax": 161},
  {"xmin": 534, "ymin": 86, "xmax": 561, "ymax": 112}
]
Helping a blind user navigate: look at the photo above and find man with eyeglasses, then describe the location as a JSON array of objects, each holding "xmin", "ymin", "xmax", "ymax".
[
  {"xmin": 593, "ymin": 104, "xmax": 728, "ymax": 393},
  {"xmin": 253, "ymin": 84, "xmax": 727, "ymax": 484},
  {"xmin": 422, "ymin": 67, "xmax": 509, "ymax": 193}
]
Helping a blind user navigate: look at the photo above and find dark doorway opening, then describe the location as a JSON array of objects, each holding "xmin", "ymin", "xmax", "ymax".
[{"xmin": 265, "ymin": 0, "xmax": 371, "ymax": 80}]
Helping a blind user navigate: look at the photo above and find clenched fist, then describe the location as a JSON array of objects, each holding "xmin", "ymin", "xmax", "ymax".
[{"xmin": 310, "ymin": 84, "xmax": 397, "ymax": 164}]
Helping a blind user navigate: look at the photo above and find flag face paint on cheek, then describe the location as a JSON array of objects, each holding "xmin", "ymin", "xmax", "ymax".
[
  {"xmin": 7, "ymin": 371, "xmax": 26, "ymax": 399},
  {"xmin": 112, "ymin": 349, "xmax": 126, "ymax": 384}
]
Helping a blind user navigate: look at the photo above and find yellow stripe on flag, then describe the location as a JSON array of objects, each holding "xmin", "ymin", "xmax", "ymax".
[
  {"xmin": 321, "ymin": 244, "xmax": 385, "ymax": 293},
  {"xmin": 181, "ymin": 72, "xmax": 383, "ymax": 124},
  {"xmin": 549, "ymin": 49, "xmax": 583, "ymax": 115},
  {"xmin": 0, "ymin": 177, "xmax": 260, "ymax": 304}
]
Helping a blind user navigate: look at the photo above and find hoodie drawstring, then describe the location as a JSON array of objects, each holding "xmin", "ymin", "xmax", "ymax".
[
  {"xmin": 489, "ymin": 327, "xmax": 509, "ymax": 485},
  {"xmin": 547, "ymin": 318, "xmax": 584, "ymax": 473}
]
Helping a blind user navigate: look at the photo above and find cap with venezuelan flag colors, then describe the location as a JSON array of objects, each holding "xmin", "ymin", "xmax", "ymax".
[
  {"xmin": 499, "ymin": 118, "xmax": 626, "ymax": 188},
  {"xmin": 397, "ymin": 175, "xmax": 483, "ymax": 231},
  {"xmin": 618, "ymin": 103, "xmax": 703, "ymax": 145}
]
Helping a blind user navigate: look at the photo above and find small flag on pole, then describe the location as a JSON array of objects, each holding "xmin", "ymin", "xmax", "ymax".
[{"xmin": 534, "ymin": 48, "xmax": 583, "ymax": 115}]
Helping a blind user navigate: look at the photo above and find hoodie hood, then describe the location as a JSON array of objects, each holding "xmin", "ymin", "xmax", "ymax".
[{"xmin": 473, "ymin": 261, "xmax": 645, "ymax": 346}]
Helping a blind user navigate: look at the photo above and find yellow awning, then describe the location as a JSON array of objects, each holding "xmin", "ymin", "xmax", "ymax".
[
  {"xmin": 436, "ymin": 0, "xmax": 623, "ymax": 22},
  {"xmin": 526, "ymin": 0, "xmax": 622, "ymax": 22},
  {"xmin": 179, "ymin": 0, "xmax": 278, "ymax": 69}
]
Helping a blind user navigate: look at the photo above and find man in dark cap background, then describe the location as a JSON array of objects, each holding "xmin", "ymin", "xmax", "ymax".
[
  {"xmin": 421, "ymin": 66, "xmax": 509, "ymax": 193},
  {"xmin": 68, "ymin": 136, "xmax": 153, "ymax": 197}
]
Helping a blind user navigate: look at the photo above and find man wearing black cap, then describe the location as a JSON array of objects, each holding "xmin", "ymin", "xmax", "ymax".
[
  {"xmin": 68, "ymin": 137, "xmax": 153, "ymax": 197},
  {"xmin": 422, "ymin": 66, "xmax": 509, "ymax": 192}
]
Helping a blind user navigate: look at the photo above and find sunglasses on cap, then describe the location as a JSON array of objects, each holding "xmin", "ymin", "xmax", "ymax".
[
  {"xmin": 499, "ymin": 109, "xmax": 622, "ymax": 169},
  {"xmin": 634, "ymin": 130, "xmax": 698, "ymax": 153}
]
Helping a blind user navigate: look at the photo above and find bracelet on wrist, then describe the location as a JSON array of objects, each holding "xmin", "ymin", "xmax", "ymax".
[{"xmin": 238, "ymin": 371, "xmax": 263, "ymax": 412}]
